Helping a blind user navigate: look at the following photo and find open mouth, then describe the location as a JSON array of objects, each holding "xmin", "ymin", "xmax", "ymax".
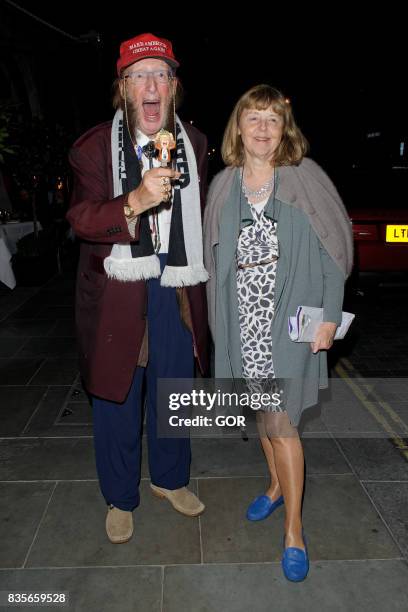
[{"xmin": 142, "ymin": 100, "xmax": 161, "ymax": 122}]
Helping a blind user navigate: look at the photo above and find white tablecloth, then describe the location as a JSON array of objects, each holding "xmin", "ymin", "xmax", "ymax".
[
  {"xmin": 0, "ymin": 222, "xmax": 41, "ymax": 289},
  {"xmin": 0, "ymin": 237, "xmax": 15, "ymax": 289}
]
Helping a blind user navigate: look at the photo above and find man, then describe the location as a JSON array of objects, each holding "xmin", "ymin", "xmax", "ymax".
[{"xmin": 67, "ymin": 33, "xmax": 209, "ymax": 544}]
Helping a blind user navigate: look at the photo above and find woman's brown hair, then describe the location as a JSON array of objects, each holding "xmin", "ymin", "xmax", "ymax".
[{"xmin": 221, "ymin": 84, "xmax": 309, "ymax": 167}]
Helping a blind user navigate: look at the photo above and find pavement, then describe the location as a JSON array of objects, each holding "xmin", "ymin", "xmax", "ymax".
[{"xmin": 0, "ymin": 259, "xmax": 407, "ymax": 611}]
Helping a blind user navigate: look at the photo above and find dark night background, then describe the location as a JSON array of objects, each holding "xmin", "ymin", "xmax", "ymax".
[
  {"xmin": 1, "ymin": 1, "xmax": 407, "ymax": 201},
  {"xmin": 2, "ymin": 7, "xmax": 408, "ymax": 603}
]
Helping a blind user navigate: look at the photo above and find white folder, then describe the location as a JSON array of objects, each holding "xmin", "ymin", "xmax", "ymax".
[{"xmin": 288, "ymin": 306, "xmax": 355, "ymax": 342}]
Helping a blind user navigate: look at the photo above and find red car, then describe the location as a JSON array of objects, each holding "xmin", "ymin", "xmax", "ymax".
[
  {"xmin": 350, "ymin": 207, "xmax": 408, "ymax": 272},
  {"xmin": 339, "ymin": 157, "xmax": 408, "ymax": 275}
]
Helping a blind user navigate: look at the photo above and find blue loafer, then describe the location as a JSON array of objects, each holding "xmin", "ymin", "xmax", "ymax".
[
  {"xmin": 281, "ymin": 531, "xmax": 309, "ymax": 582},
  {"xmin": 246, "ymin": 494, "xmax": 284, "ymax": 521}
]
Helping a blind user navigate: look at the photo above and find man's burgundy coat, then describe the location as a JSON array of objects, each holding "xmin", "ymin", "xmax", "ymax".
[{"xmin": 67, "ymin": 120, "xmax": 209, "ymax": 402}]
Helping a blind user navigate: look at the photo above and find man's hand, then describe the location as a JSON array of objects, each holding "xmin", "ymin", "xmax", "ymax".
[
  {"xmin": 310, "ymin": 322, "xmax": 338, "ymax": 354},
  {"xmin": 127, "ymin": 167, "xmax": 181, "ymax": 215}
]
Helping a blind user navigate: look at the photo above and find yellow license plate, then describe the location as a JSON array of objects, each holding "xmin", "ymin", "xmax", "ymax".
[{"xmin": 386, "ymin": 225, "xmax": 408, "ymax": 242}]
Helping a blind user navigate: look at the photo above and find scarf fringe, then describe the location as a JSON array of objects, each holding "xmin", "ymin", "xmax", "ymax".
[
  {"xmin": 160, "ymin": 264, "xmax": 209, "ymax": 288},
  {"xmin": 103, "ymin": 254, "xmax": 161, "ymax": 281}
]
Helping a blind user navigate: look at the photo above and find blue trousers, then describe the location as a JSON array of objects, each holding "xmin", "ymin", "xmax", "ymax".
[{"xmin": 92, "ymin": 255, "xmax": 194, "ymax": 511}]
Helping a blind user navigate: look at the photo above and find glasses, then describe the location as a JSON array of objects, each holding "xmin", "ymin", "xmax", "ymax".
[{"xmin": 122, "ymin": 70, "xmax": 173, "ymax": 85}]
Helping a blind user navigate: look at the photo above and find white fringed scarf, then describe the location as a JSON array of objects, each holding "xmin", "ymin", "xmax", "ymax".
[{"xmin": 104, "ymin": 109, "xmax": 209, "ymax": 287}]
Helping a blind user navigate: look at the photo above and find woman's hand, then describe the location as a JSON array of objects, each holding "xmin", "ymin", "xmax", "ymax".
[{"xmin": 310, "ymin": 322, "xmax": 338, "ymax": 354}]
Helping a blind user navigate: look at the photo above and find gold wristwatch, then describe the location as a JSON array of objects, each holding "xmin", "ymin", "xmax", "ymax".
[
  {"xmin": 124, "ymin": 192, "xmax": 138, "ymax": 219},
  {"xmin": 124, "ymin": 203, "xmax": 137, "ymax": 218}
]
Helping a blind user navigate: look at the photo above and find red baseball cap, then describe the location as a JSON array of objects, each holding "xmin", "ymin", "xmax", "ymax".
[{"xmin": 117, "ymin": 33, "xmax": 179, "ymax": 75}]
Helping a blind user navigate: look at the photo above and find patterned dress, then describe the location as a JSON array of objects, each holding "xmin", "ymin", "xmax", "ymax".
[{"xmin": 236, "ymin": 198, "xmax": 285, "ymax": 413}]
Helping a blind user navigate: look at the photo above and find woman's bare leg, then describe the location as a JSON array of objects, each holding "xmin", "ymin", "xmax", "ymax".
[
  {"xmin": 258, "ymin": 432, "xmax": 282, "ymax": 501},
  {"xmin": 259, "ymin": 411, "xmax": 305, "ymax": 549}
]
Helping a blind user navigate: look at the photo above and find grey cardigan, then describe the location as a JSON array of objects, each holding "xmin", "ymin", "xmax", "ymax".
[{"xmin": 203, "ymin": 159, "xmax": 354, "ymax": 426}]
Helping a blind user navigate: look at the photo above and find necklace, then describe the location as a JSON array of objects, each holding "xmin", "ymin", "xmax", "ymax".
[{"xmin": 241, "ymin": 168, "xmax": 275, "ymax": 202}]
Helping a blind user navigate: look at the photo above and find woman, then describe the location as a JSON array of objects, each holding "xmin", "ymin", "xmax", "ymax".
[{"xmin": 204, "ymin": 85, "xmax": 353, "ymax": 582}]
